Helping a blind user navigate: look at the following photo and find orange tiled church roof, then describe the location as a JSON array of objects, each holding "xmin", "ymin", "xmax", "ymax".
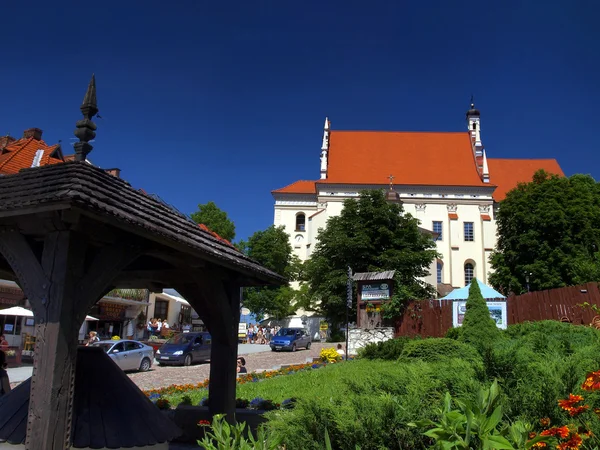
[
  {"xmin": 0, "ymin": 128, "xmax": 64, "ymax": 175},
  {"xmin": 273, "ymin": 129, "xmax": 563, "ymax": 202}
]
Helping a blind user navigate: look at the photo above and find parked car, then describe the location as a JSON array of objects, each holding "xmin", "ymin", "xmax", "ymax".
[
  {"xmin": 93, "ymin": 340, "xmax": 154, "ymax": 372},
  {"xmin": 270, "ymin": 328, "xmax": 311, "ymax": 352},
  {"xmin": 156, "ymin": 331, "xmax": 211, "ymax": 366}
]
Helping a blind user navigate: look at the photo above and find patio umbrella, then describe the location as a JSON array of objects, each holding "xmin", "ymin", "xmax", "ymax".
[
  {"xmin": 0, "ymin": 307, "xmax": 33, "ymax": 340},
  {"xmin": 85, "ymin": 315, "xmax": 98, "ymax": 321}
]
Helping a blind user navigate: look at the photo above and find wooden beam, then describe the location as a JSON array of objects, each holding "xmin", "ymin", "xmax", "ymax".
[
  {"xmin": 175, "ymin": 272, "xmax": 241, "ymax": 422},
  {"xmin": 114, "ymin": 269, "xmax": 190, "ymax": 285}
]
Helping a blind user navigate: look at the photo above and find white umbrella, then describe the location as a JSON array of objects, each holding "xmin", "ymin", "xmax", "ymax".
[
  {"xmin": 0, "ymin": 307, "xmax": 33, "ymax": 317},
  {"xmin": 85, "ymin": 315, "xmax": 99, "ymax": 321}
]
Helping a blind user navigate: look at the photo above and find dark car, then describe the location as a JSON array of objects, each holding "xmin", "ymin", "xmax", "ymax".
[
  {"xmin": 156, "ymin": 332, "xmax": 211, "ymax": 366},
  {"xmin": 270, "ymin": 327, "xmax": 311, "ymax": 352}
]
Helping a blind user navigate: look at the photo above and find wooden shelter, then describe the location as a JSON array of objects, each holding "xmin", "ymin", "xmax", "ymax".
[
  {"xmin": 0, "ymin": 76, "xmax": 284, "ymax": 450},
  {"xmin": 353, "ymin": 270, "xmax": 395, "ymax": 328}
]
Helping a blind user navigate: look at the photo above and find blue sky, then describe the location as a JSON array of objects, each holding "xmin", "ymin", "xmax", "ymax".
[{"xmin": 2, "ymin": 1, "xmax": 598, "ymax": 242}]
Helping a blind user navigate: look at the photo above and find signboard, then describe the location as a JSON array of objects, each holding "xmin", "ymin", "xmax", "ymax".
[
  {"xmin": 98, "ymin": 302, "xmax": 127, "ymax": 320},
  {"xmin": 361, "ymin": 283, "xmax": 390, "ymax": 301},
  {"xmin": 452, "ymin": 301, "xmax": 507, "ymax": 330},
  {"xmin": 319, "ymin": 321, "xmax": 329, "ymax": 331},
  {"xmin": 238, "ymin": 322, "xmax": 247, "ymax": 339}
]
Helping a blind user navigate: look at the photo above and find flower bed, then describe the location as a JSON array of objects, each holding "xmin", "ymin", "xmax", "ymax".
[{"xmin": 143, "ymin": 361, "xmax": 329, "ymax": 398}]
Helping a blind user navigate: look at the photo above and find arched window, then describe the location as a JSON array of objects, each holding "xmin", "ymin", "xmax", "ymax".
[
  {"xmin": 436, "ymin": 260, "xmax": 443, "ymax": 284},
  {"xmin": 464, "ymin": 262, "xmax": 475, "ymax": 286},
  {"xmin": 295, "ymin": 213, "xmax": 306, "ymax": 232}
]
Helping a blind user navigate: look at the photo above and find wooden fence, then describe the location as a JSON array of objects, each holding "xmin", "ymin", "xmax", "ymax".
[{"xmin": 394, "ymin": 282, "xmax": 600, "ymax": 338}]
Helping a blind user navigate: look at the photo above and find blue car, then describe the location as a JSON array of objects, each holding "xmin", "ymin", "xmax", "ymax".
[
  {"xmin": 156, "ymin": 332, "xmax": 211, "ymax": 366},
  {"xmin": 270, "ymin": 328, "xmax": 311, "ymax": 352}
]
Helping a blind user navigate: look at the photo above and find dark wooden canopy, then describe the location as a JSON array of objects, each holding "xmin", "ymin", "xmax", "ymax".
[{"xmin": 0, "ymin": 160, "xmax": 284, "ymax": 450}]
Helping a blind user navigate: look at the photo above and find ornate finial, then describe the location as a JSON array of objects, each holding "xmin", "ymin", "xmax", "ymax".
[
  {"xmin": 470, "ymin": 94, "xmax": 474, "ymax": 108},
  {"xmin": 73, "ymin": 74, "xmax": 99, "ymax": 162},
  {"xmin": 388, "ymin": 174, "xmax": 395, "ymax": 191}
]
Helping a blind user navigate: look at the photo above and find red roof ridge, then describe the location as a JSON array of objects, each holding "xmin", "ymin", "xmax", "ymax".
[{"xmin": 331, "ymin": 130, "xmax": 468, "ymax": 135}]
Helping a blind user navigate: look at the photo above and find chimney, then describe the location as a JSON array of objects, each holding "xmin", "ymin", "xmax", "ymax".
[
  {"xmin": 104, "ymin": 168, "xmax": 121, "ymax": 178},
  {"xmin": 23, "ymin": 128, "xmax": 43, "ymax": 140},
  {"xmin": 0, "ymin": 135, "xmax": 16, "ymax": 150}
]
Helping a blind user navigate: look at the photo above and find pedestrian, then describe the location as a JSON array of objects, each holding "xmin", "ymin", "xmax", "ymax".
[
  {"xmin": 236, "ymin": 356, "xmax": 247, "ymax": 374},
  {"xmin": 0, "ymin": 350, "xmax": 10, "ymax": 397},
  {"xmin": 248, "ymin": 324, "xmax": 254, "ymax": 344},
  {"xmin": 85, "ymin": 331, "xmax": 99, "ymax": 347},
  {"xmin": 0, "ymin": 335, "xmax": 8, "ymax": 350}
]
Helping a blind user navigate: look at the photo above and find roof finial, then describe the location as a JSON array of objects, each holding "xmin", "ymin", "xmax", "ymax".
[
  {"xmin": 470, "ymin": 94, "xmax": 475, "ymax": 108},
  {"xmin": 388, "ymin": 174, "xmax": 395, "ymax": 191},
  {"xmin": 73, "ymin": 74, "xmax": 99, "ymax": 162}
]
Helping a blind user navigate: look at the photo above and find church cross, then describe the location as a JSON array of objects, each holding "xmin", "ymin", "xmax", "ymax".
[{"xmin": 388, "ymin": 174, "xmax": 395, "ymax": 191}]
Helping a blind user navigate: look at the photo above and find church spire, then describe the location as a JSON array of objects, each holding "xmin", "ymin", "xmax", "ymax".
[
  {"xmin": 73, "ymin": 74, "xmax": 99, "ymax": 162},
  {"xmin": 320, "ymin": 117, "xmax": 330, "ymax": 180},
  {"xmin": 482, "ymin": 150, "xmax": 490, "ymax": 183},
  {"xmin": 466, "ymin": 96, "xmax": 482, "ymax": 153}
]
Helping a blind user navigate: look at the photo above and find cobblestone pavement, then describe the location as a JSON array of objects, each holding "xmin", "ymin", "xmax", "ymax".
[{"xmin": 129, "ymin": 341, "xmax": 339, "ymax": 391}]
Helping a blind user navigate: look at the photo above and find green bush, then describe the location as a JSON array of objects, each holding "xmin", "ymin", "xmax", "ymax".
[
  {"xmin": 401, "ymin": 338, "xmax": 482, "ymax": 369},
  {"xmin": 357, "ymin": 336, "xmax": 414, "ymax": 360},
  {"xmin": 459, "ymin": 279, "xmax": 500, "ymax": 351}
]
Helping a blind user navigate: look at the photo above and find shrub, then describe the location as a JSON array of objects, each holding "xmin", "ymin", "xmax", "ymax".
[
  {"xmin": 401, "ymin": 338, "xmax": 482, "ymax": 369},
  {"xmin": 459, "ymin": 279, "xmax": 499, "ymax": 351},
  {"xmin": 358, "ymin": 336, "xmax": 414, "ymax": 360},
  {"xmin": 197, "ymin": 414, "xmax": 281, "ymax": 450}
]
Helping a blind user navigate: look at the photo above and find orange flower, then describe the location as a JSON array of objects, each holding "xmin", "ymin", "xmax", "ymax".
[
  {"xmin": 582, "ymin": 370, "xmax": 600, "ymax": 391},
  {"xmin": 557, "ymin": 433, "xmax": 583, "ymax": 450},
  {"xmin": 540, "ymin": 417, "xmax": 551, "ymax": 427},
  {"xmin": 529, "ymin": 432, "xmax": 537, "ymax": 439},
  {"xmin": 567, "ymin": 405, "xmax": 589, "ymax": 417},
  {"xmin": 531, "ymin": 442, "xmax": 547, "ymax": 449},
  {"xmin": 559, "ymin": 394, "xmax": 585, "ymax": 413},
  {"xmin": 541, "ymin": 426, "xmax": 570, "ymax": 439}
]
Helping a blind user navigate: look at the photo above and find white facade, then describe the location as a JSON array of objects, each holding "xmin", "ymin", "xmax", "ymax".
[{"xmin": 273, "ymin": 185, "xmax": 496, "ymax": 291}]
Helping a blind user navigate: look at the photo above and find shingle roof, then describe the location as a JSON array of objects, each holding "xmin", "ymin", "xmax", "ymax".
[
  {"xmin": 486, "ymin": 158, "xmax": 564, "ymax": 201},
  {"xmin": 0, "ymin": 136, "xmax": 63, "ymax": 174},
  {"xmin": 0, "ymin": 346, "xmax": 181, "ymax": 447},
  {"xmin": 0, "ymin": 162, "xmax": 285, "ymax": 285}
]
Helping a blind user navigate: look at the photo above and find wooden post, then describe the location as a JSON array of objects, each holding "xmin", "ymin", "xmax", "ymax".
[
  {"xmin": 0, "ymin": 229, "xmax": 143, "ymax": 450},
  {"xmin": 176, "ymin": 275, "xmax": 241, "ymax": 422}
]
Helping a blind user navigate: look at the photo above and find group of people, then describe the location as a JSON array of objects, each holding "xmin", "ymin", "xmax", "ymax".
[
  {"xmin": 246, "ymin": 324, "xmax": 280, "ymax": 344},
  {"xmin": 147, "ymin": 318, "xmax": 170, "ymax": 337}
]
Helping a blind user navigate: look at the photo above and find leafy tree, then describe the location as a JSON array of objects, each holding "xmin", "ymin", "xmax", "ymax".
[
  {"xmin": 191, "ymin": 201, "xmax": 236, "ymax": 242},
  {"xmin": 490, "ymin": 171, "xmax": 600, "ymax": 294},
  {"xmin": 459, "ymin": 279, "xmax": 499, "ymax": 351},
  {"xmin": 241, "ymin": 225, "xmax": 300, "ymax": 320},
  {"xmin": 303, "ymin": 190, "xmax": 438, "ymax": 327}
]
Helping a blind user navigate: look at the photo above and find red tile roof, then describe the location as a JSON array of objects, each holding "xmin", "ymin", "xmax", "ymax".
[
  {"xmin": 325, "ymin": 131, "xmax": 486, "ymax": 187},
  {"xmin": 486, "ymin": 158, "xmax": 564, "ymax": 201},
  {"xmin": 272, "ymin": 180, "xmax": 318, "ymax": 194},
  {"xmin": 273, "ymin": 130, "xmax": 565, "ymax": 203},
  {"xmin": 0, "ymin": 136, "xmax": 63, "ymax": 175}
]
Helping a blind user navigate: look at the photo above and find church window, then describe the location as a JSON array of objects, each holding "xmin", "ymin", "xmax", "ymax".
[
  {"xmin": 464, "ymin": 222, "xmax": 474, "ymax": 241},
  {"xmin": 295, "ymin": 213, "xmax": 306, "ymax": 231},
  {"xmin": 437, "ymin": 260, "xmax": 443, "ymax": 284},
  {"xmin": 433, "ymin": 221, "xmax": 443, "ymax": 241},
  {"xmin": 464, "ymin": 262, "xmax": 475, "ymax": 286},
  {"xmin": 472, "ymin": 122, "xmax": 477, "ymax": 130}
]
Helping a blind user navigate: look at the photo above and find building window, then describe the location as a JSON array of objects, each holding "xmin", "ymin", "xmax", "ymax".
[
  {"xmin": 436, "ymin": 260, "xmax": 443, "ymax": 284},
  {"xmin": 154, "ymin": 299, "xmax": 169, "ymax": 321},
  {"xmin": 464, "ymin": 262, "xmax": 474, "ymax": 286},
  {"xmin": 464, "ymin": 222, "xmax": 474, "ymax": 241},
  {"xmin": 433, "ymin": 221, "xmax": 443, "ymax": 241},
  {"xmin": 472, "ymin": 122, "xmax": 477, "ymax": 130},
  {"xmin": 296, "ymin": 213, "xmax": 306, "ymax": 231},
  {"xmin": 179, "ymin": 304, "xmax": 192, "ymax": 326}
]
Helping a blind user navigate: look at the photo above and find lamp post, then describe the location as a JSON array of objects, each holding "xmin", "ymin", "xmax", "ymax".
[
  {"xmin": 525, "ymin": 272, "xmax": 532, "ymax": 293},
  {"xmin": 346, "ymin": 266, "xmax": 352, "ymax": 361}
]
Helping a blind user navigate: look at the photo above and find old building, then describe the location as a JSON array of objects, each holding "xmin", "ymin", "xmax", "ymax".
[
  {"xmin": 272, "ymin": 103, "xmax": 564, "ymax": 292},
  {"xmin": 0, "ymin": 128, "xmax": 67, "ymax": 174}
]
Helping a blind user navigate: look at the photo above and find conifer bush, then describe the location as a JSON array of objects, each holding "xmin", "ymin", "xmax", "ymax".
[{"xmin": 459, "ymin": 278, "xmax": 500, "ymax": 351}]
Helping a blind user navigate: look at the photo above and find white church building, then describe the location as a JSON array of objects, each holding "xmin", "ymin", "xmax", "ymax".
[{"xmin": 272, "ymin": 103, "xmax": 563, "ymax": 294}]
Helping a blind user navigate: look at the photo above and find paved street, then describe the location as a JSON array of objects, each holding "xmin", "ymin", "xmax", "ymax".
[{"xmin": 8, "ymin": 342, "xmax": 339, "ymax": 391}]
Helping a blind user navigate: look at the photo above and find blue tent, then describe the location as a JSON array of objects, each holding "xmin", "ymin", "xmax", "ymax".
[{"xmin": 440, "ymin": 278, "xmax": 506, "ymax": 300}]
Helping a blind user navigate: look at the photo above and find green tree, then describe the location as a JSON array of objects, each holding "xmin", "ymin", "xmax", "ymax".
[
  {"xmin": 241, "ymin": 225, "xmax": 300, "ymax": 320},
  {"xmin": 304, "ymin": 190, "xmax": 438, "ymax": 327},
  {"xmin": 191, "ymin": 201, "xmax": 236, "ymax": 242},
  {"xmin": 459, "ymin": 279, "xmax": 499, "ymax": 351},
  {"xmin": 490, "ymin": 171, "xmax": 600, "ymax": 294}
]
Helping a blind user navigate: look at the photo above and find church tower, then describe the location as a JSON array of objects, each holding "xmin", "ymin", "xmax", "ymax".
[
  {"xmin": 319, "ymin": 117, "xmax": 330, "ymax": 180},
  {"xmin": 466, "ymin": 98, "xmax": 486, "ymax": 179}
]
